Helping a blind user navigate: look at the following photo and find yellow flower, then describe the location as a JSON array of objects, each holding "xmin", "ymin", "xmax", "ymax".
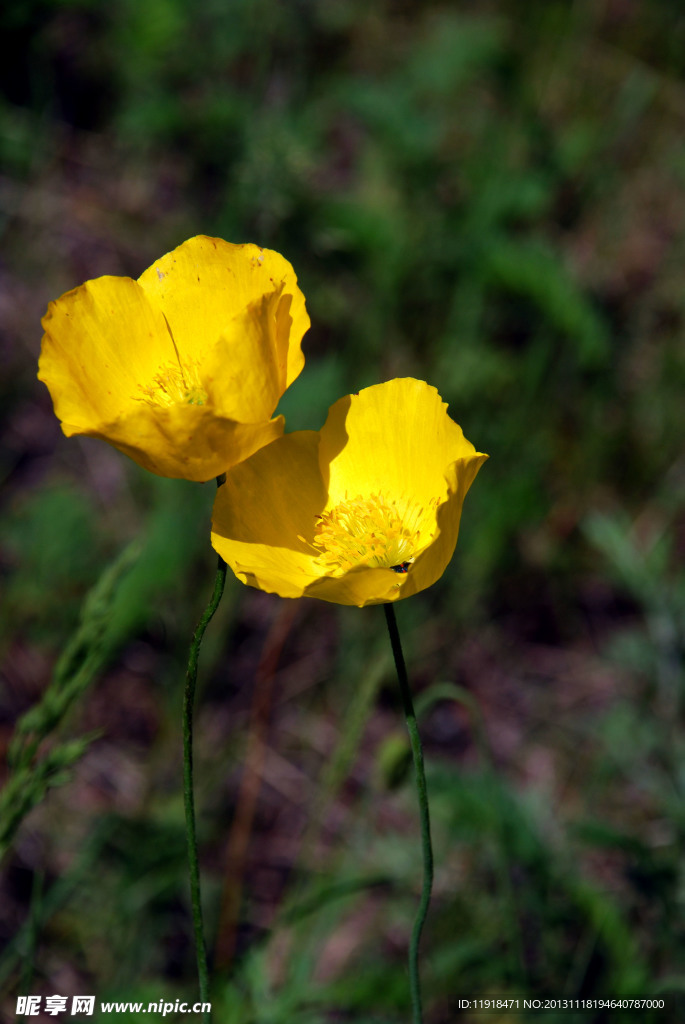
[
  {"xmin": 38, "ymin": 236, "xmax": 310, "ymax": 481},
  {"xmin": 211, "ymin": 378, "xmax": 487, "ymax": 607}
]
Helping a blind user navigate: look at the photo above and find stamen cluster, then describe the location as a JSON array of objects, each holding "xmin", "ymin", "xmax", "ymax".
[
  {"xmin": 137, "ymin": 360, "xmax": 207, "ymax": 408},
  {"xmin": 313, "ymin": 492, "xmax": 430, "ymax": 574}
]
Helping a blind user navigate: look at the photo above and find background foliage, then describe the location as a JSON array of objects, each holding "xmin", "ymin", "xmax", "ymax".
[{"xmin": 2, "ymin": 0, "xmax": 685, "ymax": 1021}]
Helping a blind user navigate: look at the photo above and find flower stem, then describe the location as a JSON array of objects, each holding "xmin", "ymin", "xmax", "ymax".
[
  {"xmin": 384, "ymin": 603, "xmax": 434, "ymax": 1024},
  {"xmin": 183, "ymin": 476, "xmax": 227, "ymax": 1022}
]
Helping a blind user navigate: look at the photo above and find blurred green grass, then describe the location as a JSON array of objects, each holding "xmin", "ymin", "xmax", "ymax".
[{"xmin": 1, "ymin": 0, "xmax": 685, "ymax": 1020}]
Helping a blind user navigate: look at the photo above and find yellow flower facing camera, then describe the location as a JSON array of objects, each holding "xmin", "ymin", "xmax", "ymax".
[{"xmin": 211, "ymin": 377, "xmax": 487, "ymax": 606}]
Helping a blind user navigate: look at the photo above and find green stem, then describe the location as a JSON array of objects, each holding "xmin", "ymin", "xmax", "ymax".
[
  {"xmin": 183, "ymin": 476, "xmax": 227, "ymax": 1022},
  {"xmin": 384, "ymin": 603, "xmax": 434, "ymax": 1024}
]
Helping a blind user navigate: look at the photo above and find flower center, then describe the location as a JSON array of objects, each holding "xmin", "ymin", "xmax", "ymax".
[
  {"xmin": 136, "ymin": 359, "xmax": 207, "ymax": 408},
  {"xmin": 313, "ymin": 493, "xmax": 432, "ymax": 574}
]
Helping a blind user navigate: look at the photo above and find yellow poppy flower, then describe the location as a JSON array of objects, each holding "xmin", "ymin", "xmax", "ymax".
[
  {"xmin": 211, "ymin": 378, "xmax": 487, "ymax": 607},
  {"xmin": 38, "ymin": 236, "xmax": 310, "ymax": 481}
]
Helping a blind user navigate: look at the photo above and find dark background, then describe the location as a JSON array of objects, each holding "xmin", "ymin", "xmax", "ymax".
[{"xmin": 1, "ymin": 1, "xmax": 684, "ymax": 1021}]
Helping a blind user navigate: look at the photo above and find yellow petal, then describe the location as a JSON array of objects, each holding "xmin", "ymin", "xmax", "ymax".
[
  {"xmin": 397, "ymin": 454, "xmax": 489, "ymax": 600},
  {"xmin": 96, "ymin": 406, "xmax": 286, "ymax": 482},
  {"xmin": 137, "ymin": 236, "xmax": 309, "ymax": 388},
  {"xmin": 212, "ymin": 431, "xmax": 326, "ymax": 596},
  {"xmin": 304, "ymin": 566, "xmax": 403, "ymax": 606},
  {"xmin": 202, "ymin": 288, "xmax": 292, "ymax": 423},
  {"xmin": 319, "ymin": 378, "xmax": 477, "ymax": 512},
  {"xmin": 39, "ymin": 276, "xmax": 172, "ymax": 430}
]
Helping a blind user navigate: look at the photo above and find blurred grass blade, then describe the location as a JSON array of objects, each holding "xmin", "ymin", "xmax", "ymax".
[{"xmin": 1, "ymin": 542, "xmax": 140, "ymax": 860}]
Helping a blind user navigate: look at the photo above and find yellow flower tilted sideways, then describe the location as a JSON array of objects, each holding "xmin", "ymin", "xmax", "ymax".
[
  {"xmin": 211, "ymin": 378, "xmax": 488, "ymax": 607},
  {"xmin": 39, "ymin": 236, "xmax": 310, "ymax": 481}
]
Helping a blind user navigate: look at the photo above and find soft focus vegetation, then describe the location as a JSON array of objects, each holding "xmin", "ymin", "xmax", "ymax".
[{"xmin": 2, "ymin": 1, "xmax": 685, "ymax": 1021}]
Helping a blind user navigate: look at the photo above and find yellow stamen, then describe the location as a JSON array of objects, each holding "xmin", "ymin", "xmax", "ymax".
[
  {"xmin": 136, "ymin": 359, "xmax": 207, "ymax": 408},
  {"xmin": 313, "ymin": 493, "xmax": 433, "ymax": 574}
]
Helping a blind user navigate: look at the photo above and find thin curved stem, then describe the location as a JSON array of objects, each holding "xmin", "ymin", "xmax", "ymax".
[
  {"xmin": 184, "ymin": 476, "xmax": 227, "ymax": 1022},
  {"xmin": 384, "ymin": 603, "xmax": 434, "ymax": 1024}
]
